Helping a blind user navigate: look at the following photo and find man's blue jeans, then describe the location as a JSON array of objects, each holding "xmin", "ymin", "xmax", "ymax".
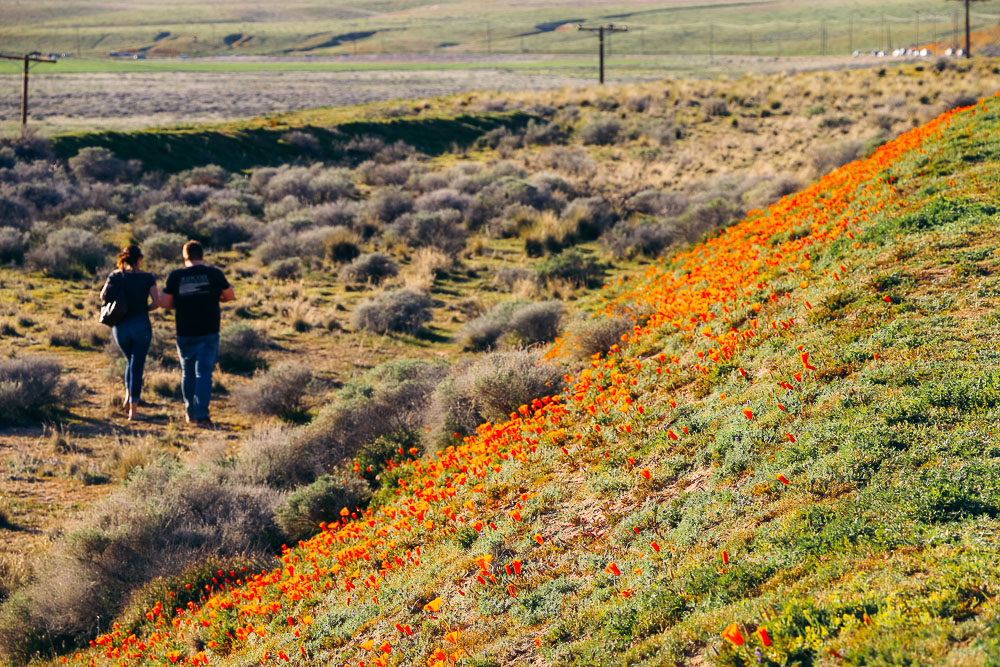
[{"xmin": 176, "ymin": 334, "xmax": 219, "ymax": 420}]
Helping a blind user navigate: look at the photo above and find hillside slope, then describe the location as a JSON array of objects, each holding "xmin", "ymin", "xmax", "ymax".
[{"xmin": 80, "ymin": 96, "xmax": 1000, "ymax": 667}]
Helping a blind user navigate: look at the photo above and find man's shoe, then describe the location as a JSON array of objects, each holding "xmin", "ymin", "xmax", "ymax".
[{"xmin": 195, "ymin": 418, "xmax": 213, "ymax": 428}]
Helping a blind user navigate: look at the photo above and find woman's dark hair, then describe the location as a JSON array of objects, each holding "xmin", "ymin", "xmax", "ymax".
[{"xmin": 116, "ymin": 245, "xmax": 143, "ymax": 269}]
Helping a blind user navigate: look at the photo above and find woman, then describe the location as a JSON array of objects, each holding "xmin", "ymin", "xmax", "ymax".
[{"xmin": 101, "ymin": 245, "xmax": 159, "ymax": 421}]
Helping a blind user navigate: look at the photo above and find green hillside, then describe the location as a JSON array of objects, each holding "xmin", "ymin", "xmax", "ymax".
[
  {"xmin": 3, "ymin": 0, "xmax": 998, "ymax": 59},
  {"xmin": 66, "ymin": 95, "xmax": 1000, "ymax": 666}
]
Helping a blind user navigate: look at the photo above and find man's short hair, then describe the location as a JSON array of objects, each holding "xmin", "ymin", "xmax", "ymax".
[{"xmin": 183, "ymin": 240, "xmax": 204, "ymax": 261}]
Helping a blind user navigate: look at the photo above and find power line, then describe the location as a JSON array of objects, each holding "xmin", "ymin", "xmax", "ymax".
[{"xmin": 0, "ymin": 52, "xmax": 57, "ymax": 136}]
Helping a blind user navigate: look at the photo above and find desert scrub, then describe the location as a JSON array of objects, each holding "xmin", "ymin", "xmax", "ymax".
[
  {"xmin": 534, "ymin": 250, "xmax": 606, "ymax": 288},
  {"xmin": 339, "ymin": 252, "xmax": 399, "ymax": 285},
  {"xmin": 425, "ymin": 348, "xmax": 563, "ymax": 443},
  {"xmin": 0, "ymin": 356, "xmax": 71, "ymax": 424},
  {"xmin": 234, "ymin": 362, "xmax": 313, "ymax": 421},
  {"xmin": 457, "ymin": 300, "xmax": 564, "ymax": 351},
  {"xmin": 27, "ymin": 228, "xmax": 108, "ymax": 278},
  {"xmin": 217, "ymin": 323, "xmax": 268, "ymax": 374},
  {"xmin": 275, "ymin": 474, "xmax": 371, "ymax": 541},
  {"xmin": 351, "ymin": 290, "xmax": 434, "ymax": 335}
]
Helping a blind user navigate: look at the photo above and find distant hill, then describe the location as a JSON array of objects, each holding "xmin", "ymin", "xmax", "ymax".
[{"xmin": 6, "ymin": 0, "xmax": 1000, "ymax": 59}]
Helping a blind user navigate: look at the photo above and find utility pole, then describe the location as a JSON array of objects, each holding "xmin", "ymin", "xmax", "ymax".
[
  {"xmin": 577, "ymin": 24, "xmax": 627, "ymax": 84},
  {"xmin": 965, "ymin": 0, "xmax": 971, "ymax": 57},
  {"xmin": 0, "ymin": 53, "xmax": 57, "ymax": 137},
  {"xmin": 820, "ymin": 19, "xmax": 827, "ymax": 55},
  {"xmin": 710, "ymin": 23, "xmax": 715, "ymax": 61},
  {"xmin": 486, "ymin": 22, "xmax": 492, "ymax": 56}
]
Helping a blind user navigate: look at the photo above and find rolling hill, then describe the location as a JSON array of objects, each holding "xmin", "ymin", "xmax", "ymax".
[{"xmin": 68, "ymin": 92, "xmax": 1000, "ymax": 666}]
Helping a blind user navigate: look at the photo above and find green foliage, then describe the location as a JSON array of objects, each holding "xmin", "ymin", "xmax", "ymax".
[
  {"xmin": 52, "ymin": 112, "xmax": 536, "ymax": 174},
  {"xmin": 276, "ymin": 474, "xmax": 371, "ymax": 541}
]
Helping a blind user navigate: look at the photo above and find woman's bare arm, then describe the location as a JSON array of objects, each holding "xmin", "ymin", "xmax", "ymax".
[{"xmin": 148, "ymin": 284, "xmax": 161, "ymax": 313}]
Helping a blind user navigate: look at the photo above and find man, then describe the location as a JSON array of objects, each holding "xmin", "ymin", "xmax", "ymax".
[{"xmin": 161, "ymin": 240, "xmax": 235, "ymax": 426}]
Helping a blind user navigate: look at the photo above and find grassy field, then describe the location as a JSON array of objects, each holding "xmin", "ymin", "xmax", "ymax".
[
  {"xmin": 0, "ymin": 54, "xmax": 917, "ymax": 137},
  {"xmin": 1, "ymin": 57, "xmax": 1000, "ymax": 666},
  {"xmin": 2, "ymin": 0, "xmax": 999, "ymax": 59}
]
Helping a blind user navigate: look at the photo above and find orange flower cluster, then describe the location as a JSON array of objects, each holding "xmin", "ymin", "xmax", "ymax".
[{"xmin": 81, "ymin": 96, "xmax": 991, "ymax": 666}]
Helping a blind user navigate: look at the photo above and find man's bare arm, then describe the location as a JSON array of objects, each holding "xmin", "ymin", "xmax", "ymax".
[
  {"xmin": 220, "ymin": 287, "xmax": 235, "ymax": 303},
  {"xmin": 161, "ymin": 293, "xmax": 174, "ymax": 310}
]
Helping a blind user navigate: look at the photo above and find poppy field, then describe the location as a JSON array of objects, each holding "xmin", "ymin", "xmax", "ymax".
[{"xmin": 45, "ymin": 93, "xmax": 1000, "ymax": 666}]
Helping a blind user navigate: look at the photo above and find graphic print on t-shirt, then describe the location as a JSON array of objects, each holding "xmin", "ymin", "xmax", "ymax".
[{"xmin": 178, "ymin": 274, "xmax": 211, "ymax": 296}]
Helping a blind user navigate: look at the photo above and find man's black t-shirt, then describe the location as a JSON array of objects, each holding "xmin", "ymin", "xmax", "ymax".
[{"xmin": 163, "ymin": 264, "xmax": 231, "ymax": 337}]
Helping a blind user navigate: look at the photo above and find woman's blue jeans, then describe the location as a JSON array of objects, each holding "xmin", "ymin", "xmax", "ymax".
[
  {"xmin": 176, "ymin": 334, "xmax": 219, "ymax": 420},
  {"xmin": 112, "ymin": 316, "xmax": 152, "ymax": 404}
]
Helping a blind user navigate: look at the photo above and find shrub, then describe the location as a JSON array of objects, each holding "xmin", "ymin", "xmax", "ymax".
[
  {"xmin": 312, "ymin": 200, "xmax": 360, "ymax": 230},
  {"xmin": 254, "ymin": 225, "xmax": 300, "ymax": 265},
  {"xmin": 0, "ymin": 357, "xmax": 67, "ymax": 424},
  {"xmin": 366, "ymin": 186, "xmax": 414, "ymax": 223},
  {"xmin": 401, "ymin": 247, "xmax": 452, "ymax": 291},
  {"xmin": 269, "ymin": 257, "xmax": 302, "ymax": 281},
  {"xmin": 275, "ymin": 475, "xmax": 371, "ymax": 541},
  {"xmin": 507, "ymin": 301, "xmax": 565, "ymax": 346},
  {"xmin": 351, "ymin": 290, "xmax": 433, "ymax": 335},
  {"xmin": 175, "ymin": 164, "xmax": 230, "ymax": 188},
  {"xmin": 415, "ymin": 188, "xmax": 484, "ymax": 226},
  {"xmin": 534, "ymin": 251, "xmax": 605, "ymax": 288},
  {"xmin": 199, "ymin": 215, "xmax": 257, "ymax": 248},
  {"xmin": 358, "ymin": 160, "xmax": 416, "ymax": 187},
  {"xmin": 686, "ymin": 197, "xmax": 744, "ymax": 237},
  {"xmin": 0, "ymin": 462, "xmax": 283, "ymax": 656},
  {"xmin": 218, "ymin": 323, "xmax": 268, "ymax": 374},
  {"xmin": 705, "ymin": 98, "xmax": 729, "ymax": 116},
  {"xmin": 386, "ymin": 210, "xmax": 468, "ymax": 254},
  {"xmin": 426, "ymin": 349, "xmax": 562, "ymax": 443},
  {"xmin": 339, "ymin": 252, "xmax": 399, "ymax": 285},
  {"xmin": 62, "ymin": 209, "xmax": 114, "ymax": 232},
  {"xmin": 68, "ymin": 147, "xmax": 137, "ymax": 182},
  {"xmin": 144, "ymin": 202, "xmax": 202, "ymax": 237},
  {"xmin": 537, "ymin": 146, "xmax": 595, "ymax": 175},
  {"xmin": 143, "ymin": 232, "xmax": 186, "ymax": 262},
  {"xmin": 27, "ymin": 228, "xmax": 108, "ymax": 278},
  {"xmin": 810, "ymin": 139, "xmax": 864, "ymax": 176},
  {"xmin": 946, "ymin": 93, "xmax": 979, "ymax": 111},
  {"xmin": 322, "ymin": 226, "xmax": 361, "ymax": 263},
  {"xmin": 0, "ymin": 227, "xmax": 27, "ymax": 264},
  {"xmin": 603, "ymin": 220, "xmax": 678, "ymax": 260},
  {"xmin": 626, "ymin": 189, "xmax": 689, "ymax": 217},
  {"xmin": 282, "ymin": 130, "xmax": 320, "ymax": 154},
  {"xmin": 560, "ymin": 196, "xmax": 616, "ymax": 240},
  {"xmin": 239, "ymin": 360, "xmax": 445, "ymax": 488},
  {"xmin": 564, "ymin": 316, "xmax": 634, "ymax": 358},
  {"xmin": 579, "ymin": 117, "xmax": 623, "ymax": 145},
  {"xmin": 457, "ymin": 312, "xmax": 509, "ymax": 351},
  {"xmin": 12, "ymin": 181, "xmax": 70, "ymax": 215},
  {"xmin": 236, "ymin": 362, "xmax": 313, "ymax": 420},
  {"xmin": 311, "ymin": 169, "xmax": 358, "ymax": 202},
  {"xmin": 524, "ymin": 120, "xmax": 568, "ymax": 145},
  {"xmin": 259, "ymin": 166, "xmax": 315, "ymax": 202},
  {"xmin": 477, "ymin": 178, "xmax": 554, "ymax": 217},
  {"xmin": 0, "ymin": 195, "xmax": 31, "ymax": 230}
]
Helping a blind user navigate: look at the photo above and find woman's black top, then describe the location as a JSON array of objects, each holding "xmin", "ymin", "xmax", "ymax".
[{"xmin": 101, "ymin": 270, "xmax": 156, "ymax": 324}]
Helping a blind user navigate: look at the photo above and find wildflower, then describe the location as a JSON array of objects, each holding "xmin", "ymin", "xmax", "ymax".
[{"xmin": 721, "ymin": 622, "xmax": 745, "ymax": 646}]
